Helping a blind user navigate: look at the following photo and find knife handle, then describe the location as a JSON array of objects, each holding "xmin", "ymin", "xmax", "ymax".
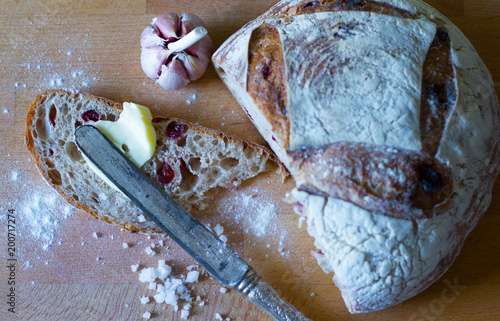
[{"xmin": 235, "ymin": 268, "xmax": 311, "ymax": 321}]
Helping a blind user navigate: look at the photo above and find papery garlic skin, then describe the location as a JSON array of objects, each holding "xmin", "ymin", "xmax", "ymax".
[{"xmin": 140, "ymin": 12, "xmax": 213, "ymax": 90}]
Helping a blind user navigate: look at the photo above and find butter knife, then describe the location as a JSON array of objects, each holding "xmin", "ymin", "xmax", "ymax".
[{"xmin": 74, "ymin": 125, "xmax": 309, "ymax": 321}]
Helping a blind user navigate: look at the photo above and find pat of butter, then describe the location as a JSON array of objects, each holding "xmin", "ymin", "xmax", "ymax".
[
  {"xmin": 83, "ymin": 102, "xmax": 156, "ymax": 191},
  {"xmin": 95, "ymin": 102, "xmax": 156, "ymax": 167}
]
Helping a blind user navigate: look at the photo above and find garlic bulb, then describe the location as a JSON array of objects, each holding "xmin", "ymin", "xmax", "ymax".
[{"xmin": 141, "ymin": 13, "xmax": 213, "ymax": 90}]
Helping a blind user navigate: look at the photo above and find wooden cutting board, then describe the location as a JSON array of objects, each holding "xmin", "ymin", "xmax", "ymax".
[{"xmin": 1, "ymin": 1, "xmax": 499, "ymax": 320}]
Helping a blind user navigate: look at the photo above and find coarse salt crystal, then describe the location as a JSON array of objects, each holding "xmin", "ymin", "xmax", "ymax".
[
  {"xmin": 10, "ymin": 170, "xmax": 20, "ymax": 181},
  {"xmin": 138, "ymin": 267, "xmax": 157, "ymax": 283},
  {"xmin": 131, "ymin": 264, "xmax": 139, "ymax": 272},
  {"xmin": 219, "ymin": 287, "xmax": 227, "ymax": 293},
  {"xmin": 140, "ymin": 296, "xmax": 150, "ymax": 304},
  {"xmin": 214, "ymin": 224, "xmax": 224, "ymax": 236},
  {"xmin": 145, "ymin": 246, "xmax": 155, "ymax": 256},
  {"xmin": 142, "ymin": 312, "xmax": 151, "ymax": 319},
  {"xmin": 185, "ymin": 271, "xmax": 199, "ymax": 283},
  {"xmin": 180, "ymin": 309, "xmax": 189, "ymax": 319},
  {"xmin": 156, "ymin": 265, "xmax": 172, "ymax": 280},
  {"xmin": 122, "ymin": 243, "xmax": 129, "ymax": 249},
  {"xmin": 138, "ymin": 215, "xmax": 147, "ymax": 223},
  {"xmin": 219, "ymin": 235, "xmax": 228, "ymax": 243},
  {"xmin": 136, "ymin": 260, "xmax": 200, "ymax": 318},
  {"xmin": 93, "ymin": 232, "xmax": 99, "ymax": 239}
]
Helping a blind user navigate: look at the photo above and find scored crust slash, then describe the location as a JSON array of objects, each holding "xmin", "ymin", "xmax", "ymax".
[{"xmin": 212, "ymin": 0, "xmax": 500, "ymax": 313}]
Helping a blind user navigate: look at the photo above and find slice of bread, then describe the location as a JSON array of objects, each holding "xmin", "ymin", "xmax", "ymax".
[{"xmin": 26, "ymin": 90, "xmax": 286, "ymax": 234}]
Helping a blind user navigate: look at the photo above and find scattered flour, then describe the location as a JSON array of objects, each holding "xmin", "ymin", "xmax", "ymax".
[
  {"xmin": 218, "ymin": 193, "xmax": 277, "ymax": 237},
  {"xmin": 19, "ymin": 190, "xmax": 74, "ymax": 250},
  {"xmin": 185, "ymin": 92, "xmax": 197, "ymax": 105}
]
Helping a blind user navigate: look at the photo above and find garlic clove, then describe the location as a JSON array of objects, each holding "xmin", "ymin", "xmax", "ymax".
[
  {"xmin": 141, "ymin": 46, "xmax": 170, "ymax": 80},
  {"xmin": 188, "ymin": 35, "xmax": 213, "ymax": 65},
  {"xmin": 157, "ymin": 57, "xmax": 190, "ymax": 90},
  {"xmin": 141, "ymin": 25, "xmax": 164, "ymax": 48},
  {"xmin": 155, "ymin": 12, "xmax": 180, "ymax": 39},
  {"xmin": 177, "ymin": 53, "xmax": 207, "ymax": 81},
  {"xmin": 180, "ymin": 13, "xmax": 206, "ymax": 34}
]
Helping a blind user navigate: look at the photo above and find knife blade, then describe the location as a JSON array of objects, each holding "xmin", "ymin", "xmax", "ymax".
[{"xmin": 74, "ymin": 125, "xmax": 309, "ymax": 321}]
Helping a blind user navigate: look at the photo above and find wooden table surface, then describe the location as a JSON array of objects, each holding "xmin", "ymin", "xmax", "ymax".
[{"xmin": 1, "ymin": 1, "xmax": 499, "ymax": 320}]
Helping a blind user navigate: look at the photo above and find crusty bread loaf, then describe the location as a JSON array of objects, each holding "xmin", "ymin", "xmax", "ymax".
[
  {"xmin": 26, "ymin": 90, "xmax": 285, "ymax": 234},
  {"xmin": 213, "ymin": 0, "xmax": 500, "ymax": 313}
]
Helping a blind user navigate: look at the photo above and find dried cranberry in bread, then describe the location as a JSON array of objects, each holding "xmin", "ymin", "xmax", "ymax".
[
  {"xmin": 26, "ymin": 90, "xmax": 285, "ymax": 234},
  {"xmin": 212, "ymin": 0, "xmax": 500, "ymax": 313}
]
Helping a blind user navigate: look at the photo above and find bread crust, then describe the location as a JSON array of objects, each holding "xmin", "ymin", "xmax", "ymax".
[
  {"xmin": 26, "ymin": 89, "xmax": 286, "ymax": 234},
  {"xmin": 290, "ymin": 141, "xmax": 452, "ymax": 220},
  {"xmin": 212, "ymin": 0, "xmax": 500, "ymax": 313}
]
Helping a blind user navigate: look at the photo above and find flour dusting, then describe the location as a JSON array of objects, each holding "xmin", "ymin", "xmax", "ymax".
[
  {"xmin": 19, "ymin": 190, "xmax": 74, "ymax": 250},
  {"xmin": 217, "ymin": 192, "xmax": 277, "ymax": 237}
]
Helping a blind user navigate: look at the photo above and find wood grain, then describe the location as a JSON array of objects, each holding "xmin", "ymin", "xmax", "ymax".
[{"xmin": 0, "ymin": 1, "xmax": 499, "ymax": 320}]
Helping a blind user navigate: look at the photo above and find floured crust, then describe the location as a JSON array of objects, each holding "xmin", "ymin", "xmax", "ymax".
[
  {"xmin": 212, "ymin": 0, "xmax": 500, "ymax": 313},
  {"xmin": 290, "ymin": 142, "xmax": 452, "ymax": 220},
  {"xmin": 247, "ymin": 23, "xmax": 289, "ymax": 146},
  {"xmin": 26, "ymin": 90, "xmax": 287, "ymax": 234}
]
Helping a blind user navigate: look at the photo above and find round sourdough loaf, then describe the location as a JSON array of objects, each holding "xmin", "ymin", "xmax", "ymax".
[{"xmin": 212, "ymin": 0, "xmax": 500, "ymax": 313}]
